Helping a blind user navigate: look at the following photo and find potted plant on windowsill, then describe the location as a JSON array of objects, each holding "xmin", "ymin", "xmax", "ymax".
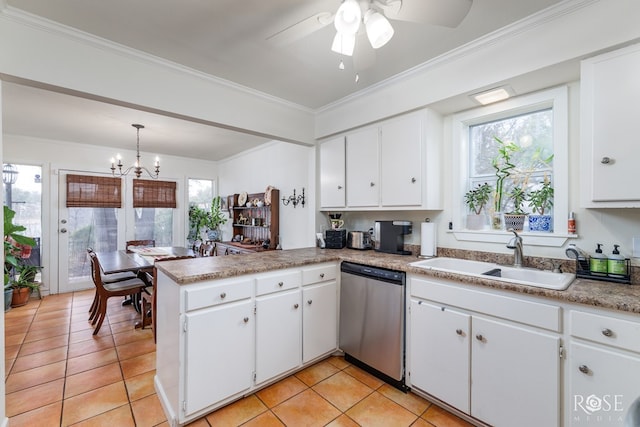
[
  {"xmin": 464, "ymin": 182, "xmax": 492, "ymax": 230},
  {"xmin": 527, "ymin": 178, "xmax": 554, "ymax": 232},
  {"xmin": 491, "ymin": 137, "xmax": 518, "ymax": 230},
  {"xmin": 503, "ymin": 186, "xmax": 528, "ymax": 231}
]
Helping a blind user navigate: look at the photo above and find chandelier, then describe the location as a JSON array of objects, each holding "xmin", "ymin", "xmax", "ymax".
[{"xmin": 110, "ymin": 124, "xmax": 160, "ymax": 179}]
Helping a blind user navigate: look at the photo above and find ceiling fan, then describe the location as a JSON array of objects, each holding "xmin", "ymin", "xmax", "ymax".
[{"xmin": 267, "ymin": 0, "xmax": 473, "ymax": 71}]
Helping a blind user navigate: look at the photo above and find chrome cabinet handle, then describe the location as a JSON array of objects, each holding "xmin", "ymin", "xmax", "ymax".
[
  {"xmin": 370, "ymin": 182, "xmax": 375, "ymax": 187},
  {"xmin": 307, "ymin": 300, "xmax": 313, "ymax": 305},
  {"xmin": 243, "ymin": 317, "xmax": 249, "ymax": 323},
  {"xmin": 601, "ymin": 157, "xmax": 611, "ymax": 164},
  {"xmin": 602, "ymin": 328, "xmax": 613, "ymax": 337},
  {"xmin": 320, "ymin": 273, "xmax": 325, "ymax": 278},
  {"xmin": 278, "ymin": 281, "xmax": 284, "ymax": 287},
  {"xmin": 220, "ymin": 292, "xmax": 226, "ymax": 299},
  {"xmin": 456, "ymin": 329, "xmax": 463, "ymax": 336},
  {"xmin": 337, "ymin": 185, "xmax": 343, "ymax": 190},
  {"xmin": 476, "ymin": 334, "xmax": 484, "ymax": 341},
  {"xmin": 579, "ymin": 365, "xmax": 590, "ymax": 374},
  {"xmin": 294, "ymin": 303, "xmax": 299, "ymax": 309},
  {"xmin": 411, "ymin": 177, "xmax": 416, "ymax": 183}
]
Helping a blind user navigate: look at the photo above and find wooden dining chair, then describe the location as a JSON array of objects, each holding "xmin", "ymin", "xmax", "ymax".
[
  {"xmin": 88, "ymin": 250, "xmax": 147, "ymax": 335},
  {"xmin": 198, "ymin": 241, "xmax": 215, "ymax": 257},
  {"xmin": 125, "ymin": 239, "xmax": 156, "ymax": 253},
  {"xmin": 87, "ymin": 248, "xmax": 138, "ymax": 322},
  {"xmin": 141, "ymin": 255, "xmax": 195, "ymax": 342}
]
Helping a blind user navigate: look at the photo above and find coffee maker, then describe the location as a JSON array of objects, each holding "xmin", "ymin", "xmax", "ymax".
[{"xmin": 373, "ymin": 220, "xmax": 413, "ymax": 255}]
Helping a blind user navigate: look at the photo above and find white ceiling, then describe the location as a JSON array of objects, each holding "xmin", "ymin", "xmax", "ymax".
[{"xmin": 1, "ymin": 0, "xmax": 567, "ymax": 161}]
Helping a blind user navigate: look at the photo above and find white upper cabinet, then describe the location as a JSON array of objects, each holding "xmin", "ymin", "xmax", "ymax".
[
  {"xmin": 319, "ymin": 136, "xmax": 346, "ymax": 208},
  {"xmin": 319, "ymin": 109, "xmax": 442, "ymax": 210},
  {"xmin": 380, "ymin": 114, "xmax": 422, "ymax": 206},
  {"xmin": 581, "ymin": 42, "xmax": 640, "ymax": 207},
  {"xmin": 346, "ymin": 127, "xmax": 380, "ymax": 207}
]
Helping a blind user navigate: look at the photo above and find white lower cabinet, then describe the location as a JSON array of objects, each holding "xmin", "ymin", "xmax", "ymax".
[
  {"xmin": 184, "ymin": 300, "xmax": 253, "ymax": 416},
  {"xmin": 568, "ymin": 309, "xmax": 640, "ymax": 425},
  {"xmin": 302, "ymin": 281, "xmax": 338, "ymax": 363},
  {"xmin": 470, "ymin": 316, "xmax": 560, "ymax": 427},
  {"xmin": 410, "ymin": 300, "xmax": 470, "ymax": 412},
  {"xmin": 255, "ymin": 289, "xmax": 302, "ymax": 384},
  {"xmin": 409, "ymin": 276, "xmax": 561, "ymax": 427}
]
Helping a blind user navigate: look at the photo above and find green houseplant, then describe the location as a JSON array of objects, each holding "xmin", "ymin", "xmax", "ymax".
[
  {"xmin": 464, "ymin": 182, "xmax": 492, "ymax": 230},
  {"xmin": 4, "ymin": 206, "xmax": 38, "ymax": 308},
  {"xmin": 527, "ymin": 178, "xmax": 554, "ymax": 232},
  {"xmin": 503, "ymin": 186, "xmax": 528, "ymax": 231},
  {"xmin": 490, "ymin": 137, "xmax": 518, "ymax": 230},
  {"xmin": 188, "ymin": 196, "xmax": 228, "ymax": 243}
]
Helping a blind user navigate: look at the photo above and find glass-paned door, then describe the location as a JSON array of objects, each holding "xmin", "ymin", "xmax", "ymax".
[{"xmin": 58, "ymin": 171, "xmax": 124, "ymax": 293}]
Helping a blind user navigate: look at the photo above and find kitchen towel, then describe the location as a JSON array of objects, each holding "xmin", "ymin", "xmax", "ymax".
[{"xmin": 420, "ymin": 222, "xmax": 437, "ymax": 257}]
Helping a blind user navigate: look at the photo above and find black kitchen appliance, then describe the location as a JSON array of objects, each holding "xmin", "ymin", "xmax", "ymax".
[
  {"xmin": 374, "ymin": 220, "xmax": 412, "ymax": 255},
  {"xmin": 325, "ymin": 229, "xmax": 347, "ymax": 249}
]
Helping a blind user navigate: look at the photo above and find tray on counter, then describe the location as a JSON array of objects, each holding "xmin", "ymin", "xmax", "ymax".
[{"xmin": 575, "ymin": 257, "xmax": 631, "ymax": 284}]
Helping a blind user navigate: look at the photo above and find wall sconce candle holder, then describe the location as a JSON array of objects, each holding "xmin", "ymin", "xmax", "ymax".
[{"xmin": 282, "ymin": 188, "xmax": 305, "ymax": 208}]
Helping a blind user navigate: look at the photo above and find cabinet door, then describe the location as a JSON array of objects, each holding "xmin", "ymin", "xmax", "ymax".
[
  {"xmin": 471, "ymin": 316, "xmax": 560, "ymax": 427},
  {"xmin": 346, "ymin": 127, "xmax": 380, "ymax": 207},
  {"xmin": 302, "ymin": 281, "xmax": 338, "ymax": 363},
  {"xmin": 184, "ymin": 300, "xmax": 253, "ymax": 416},
  {"xmin": 255, "ymin": 289, "xmax": 302, "ymax": 384},
  {"xmin": 583, "ymin": 44, "xmax": 640, "ymax": 203},
  {"xmin": 380, "ymin": 114, "xmax": 422, "ymax": 206},
  {"xmin": 569, "ymin": 342, "xmax": 640, "ymax": 426},
  {"xmin": 320, "ymin": 137, "xmax": 346, "ymax": 208},
  {"xmin": 409, "ymin": 300, "xmax": 470, "ymax": 413}
]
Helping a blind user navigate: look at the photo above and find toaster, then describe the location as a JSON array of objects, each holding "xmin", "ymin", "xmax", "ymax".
[{"xmin": 347, "ymin": 231, "xmax": 372, "ymax": 250}]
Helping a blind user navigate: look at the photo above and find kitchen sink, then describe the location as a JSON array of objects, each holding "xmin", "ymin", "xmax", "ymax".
[{"xmin": 410, "ymin": 257, "xmax": 575, "ymax": 291}]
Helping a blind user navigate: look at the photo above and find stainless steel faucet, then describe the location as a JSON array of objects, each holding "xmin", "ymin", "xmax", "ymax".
[{"xmin": 506, "ymin": 229, "xmax": 523, "ymax": 267}]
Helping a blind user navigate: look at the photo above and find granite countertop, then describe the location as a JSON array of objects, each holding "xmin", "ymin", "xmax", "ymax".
[{"xmin": 156, "ymin": 247, "xmax": 640, "ymax": 315}]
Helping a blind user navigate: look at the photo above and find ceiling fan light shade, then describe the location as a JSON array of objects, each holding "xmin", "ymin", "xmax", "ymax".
[
  {"xmin": 364, "ymin": 9, "xmax": 394, "ymax": 49},
  {"xmin": 331, "ymin": 32, "xmax": 356, "ymax": 56},
  {"xmin": 334, "ymin": 0, "xmax": 361, "ymax": 34}
]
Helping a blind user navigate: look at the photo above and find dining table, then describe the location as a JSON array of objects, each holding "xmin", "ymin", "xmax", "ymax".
[
  {"xmin": 96, "ymin": 246, "xmax": 195, "ymax": 275},
  {"xmin": 94, "ymin": 246, "xmax": 195, "ymax": 325}
]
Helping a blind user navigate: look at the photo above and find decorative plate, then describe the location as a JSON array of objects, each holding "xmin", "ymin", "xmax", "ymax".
[
  {"xmin": 238, "ymin": 192, "xmax": 248, "ymax": 207},
  {"xmin": 264, "ymin": 185, "xmax": 274, "ymax": 206}
]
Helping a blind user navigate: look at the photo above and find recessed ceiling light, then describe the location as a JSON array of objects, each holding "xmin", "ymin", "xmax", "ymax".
[{"xmin": 470, "ymin": 86, "xmax": 515, "ymax": 105}]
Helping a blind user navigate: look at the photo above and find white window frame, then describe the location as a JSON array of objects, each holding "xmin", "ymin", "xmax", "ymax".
[{"xmin": 451, "ymin": 86, "xmax": 571, "ymax": 247}]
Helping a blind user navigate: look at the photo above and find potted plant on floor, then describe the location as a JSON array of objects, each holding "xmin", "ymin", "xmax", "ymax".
[
  {"xmin": 464, "ymin": 182, "xmax": 492, "ymax": 230},
  {"xmin": 8, "ymin": 264, "xmax": 41, "ymax": 307},
  {"xmin": 527, "ymin": 177, "xmax": 554, "ymax": 232},
  {"xmin": 4, "ymin": 206, "xmax": 38, "ymax": 309}
]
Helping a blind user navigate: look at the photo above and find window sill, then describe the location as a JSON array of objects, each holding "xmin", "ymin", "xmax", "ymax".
[{"xmin": 450, "ymin": 230, "xmax": 577, "ymax": 247}]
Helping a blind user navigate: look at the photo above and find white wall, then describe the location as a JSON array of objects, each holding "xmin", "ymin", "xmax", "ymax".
[{"xmin": 218, "ymin": 141, "xmax": 316, "ymax": 250}]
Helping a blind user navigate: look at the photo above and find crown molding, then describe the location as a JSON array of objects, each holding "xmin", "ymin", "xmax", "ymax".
[
  {"xmin": 316, "ymin": 0, "xmax": 599, "ymax": 113},
  {"xmin": 1, "ymin": 5, "xmax": 315, "ymax": 115}
]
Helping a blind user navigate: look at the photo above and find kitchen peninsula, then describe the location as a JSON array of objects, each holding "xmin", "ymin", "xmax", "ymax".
[{"xmin": 154, "ymin": 248, "xmax": 640, "ymax": 427}]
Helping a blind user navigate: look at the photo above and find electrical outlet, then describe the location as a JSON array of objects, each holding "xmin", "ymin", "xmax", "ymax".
[{"xmin": 633, "ymin": 237, "xmax": 640, "ymax": 258}]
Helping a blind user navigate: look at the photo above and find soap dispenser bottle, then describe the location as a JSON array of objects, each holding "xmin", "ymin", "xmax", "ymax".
[
  {"xmin": 590, "ymin": 243, "xmax": 608, "ymax": 276},
  {"xmin": 607, "ymin": 244, "xmax": 627, "ymax": 278}
]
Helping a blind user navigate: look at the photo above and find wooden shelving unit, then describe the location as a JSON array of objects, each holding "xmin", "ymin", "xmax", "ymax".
[{"xmin": 221, "ymin": 189, "xmax": 279, "ymax": 253}]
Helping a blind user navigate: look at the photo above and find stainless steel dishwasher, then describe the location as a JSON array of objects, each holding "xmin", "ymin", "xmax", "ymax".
[{"xmin": 339, "ymin": 261, "xmax": 407, "ymax": 391}]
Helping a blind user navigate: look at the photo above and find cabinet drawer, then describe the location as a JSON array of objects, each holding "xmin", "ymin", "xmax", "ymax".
[
  {"xmin": 411, "ymin": 277, "xmax": 561, "ymax": 332},
  {"xmin": 256, "ymin": 269, "xmax": 301, "ymax": 296},
  {"xmin": 570, "ymin": 310, "xmax": 640, "ymax": 353},
  {"xmin": 184, "ymin": 278, "xmax": 253, "ymax": 312},
  {"xmin": 302, "ymin": 263, "xmax": 337, "ymax": 285}
]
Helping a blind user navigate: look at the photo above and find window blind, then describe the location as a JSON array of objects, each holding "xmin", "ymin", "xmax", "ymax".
[
  {"xmin": 133, "ymin": 180, "xmax": 177, "ymax": 208},
  {"xmin": 66, "ymin": 175, "xmax": 122, "ymax": 208}
]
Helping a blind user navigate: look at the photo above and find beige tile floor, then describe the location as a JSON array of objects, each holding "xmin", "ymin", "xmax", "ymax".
[{"xmin": 5, "ymin": 290, "xmax": 474, "ymax": 426}]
